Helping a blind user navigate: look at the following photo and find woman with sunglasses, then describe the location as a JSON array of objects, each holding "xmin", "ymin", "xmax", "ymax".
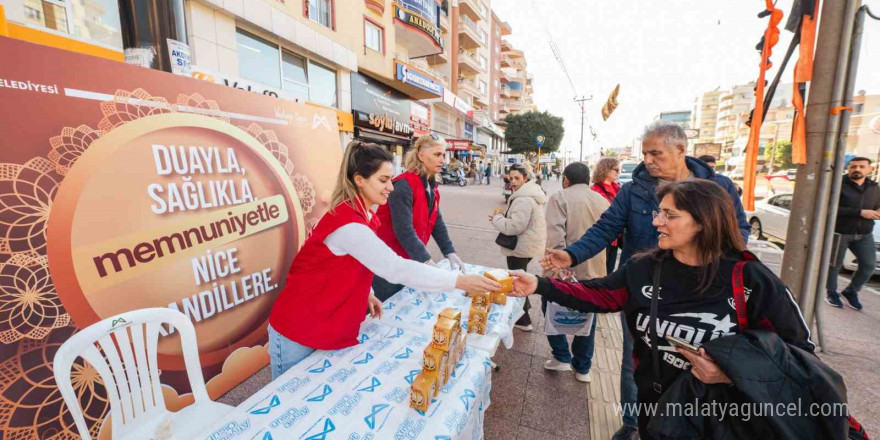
[
  {"xmin": 373, "ymin": 134, "xmax": 466, "ymax": 301},
  {"xmin": 268, "ymin": 141, "xmax": 500, "ymax": 379},
  {"xmin": 490, "ymin": 162, "xmax": 547, "ymax": 330},
  {"xmin": 509, "ymin": 180, "xmax": 814, "ymax": 439},
  {"xmin": 591, "ymin": 157, "xmax": 623, "ymax": 274}
]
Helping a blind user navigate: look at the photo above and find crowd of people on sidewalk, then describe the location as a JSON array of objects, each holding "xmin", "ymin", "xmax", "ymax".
[{"xmin": 266, "ymin": 121, "xmax": 868, "ymax": 440}]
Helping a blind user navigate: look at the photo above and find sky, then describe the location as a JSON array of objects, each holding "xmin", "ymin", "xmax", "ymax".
[{"xmin": 491, "ymin": 0, "xmax": 880, "ymax": 160}]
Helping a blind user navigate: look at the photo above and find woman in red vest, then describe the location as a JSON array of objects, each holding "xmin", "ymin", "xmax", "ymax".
[
  {"xmin": 268, "ymin": 141, "xmax": 500, "ymax": 379},
  {"xmin": 373, "ymin": 134, "xmax": 464, "ymax": 301},
  {"xmin": 591, "ymin": 157, "xmax": 622, "ymax": 274}
]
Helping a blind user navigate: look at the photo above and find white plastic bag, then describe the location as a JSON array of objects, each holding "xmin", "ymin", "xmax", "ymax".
[
  {"xmin": 544, "ymin": 301, "xmax": 595, "ymax": 336},
  {"xmin": 543, "ymin": 268, "xmax": 594, "ymax": 336}
]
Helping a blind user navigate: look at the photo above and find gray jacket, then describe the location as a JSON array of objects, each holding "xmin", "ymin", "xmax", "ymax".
[
  {"xmin": 545, "ymin": 184, "xmax": 609, "ymax": 279},
  {"xmin": 492, "ymin": 180, "xmax": 548, "ymax": 258}
]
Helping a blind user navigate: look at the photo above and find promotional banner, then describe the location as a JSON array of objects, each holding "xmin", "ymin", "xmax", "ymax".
[
  {"xmin": 0, "ymin": 36, "xmax": 342, "ymax": 439},
  {"xmin": 351, "ymin": 72, "xmax": 414, "ymax": 138}
]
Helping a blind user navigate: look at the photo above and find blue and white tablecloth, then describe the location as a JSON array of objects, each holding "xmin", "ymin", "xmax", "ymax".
[
  {"xmin": 198, "ymin": 321, "xmax": 492, "ymax": 440},
  {"xmin": 196, "ymin": 261, "xmax": 524, "ymax": 440}
]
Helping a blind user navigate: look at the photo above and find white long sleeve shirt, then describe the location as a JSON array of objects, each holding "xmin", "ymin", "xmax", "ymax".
[{"xmin": 324, "ymin": 223, "xmax": 458, "ymax": 293}]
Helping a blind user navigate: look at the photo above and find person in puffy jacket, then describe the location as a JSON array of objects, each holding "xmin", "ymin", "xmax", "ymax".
[
  {"xmin": 490, "ymin": 162, "xmax": 547, "ymax": 330},
  {"xmin": 512, "ymin": 180, "xmax": 813, "ymax": 440}
]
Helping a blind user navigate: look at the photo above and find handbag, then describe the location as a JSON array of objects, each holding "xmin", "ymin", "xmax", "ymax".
[
  {"xmin": 543, "ymin": 270, "xmax": 594, "ymax": 336},
  {"xmin": 494, "ymin": 205, "xmax": 518, "ymax": 250}
]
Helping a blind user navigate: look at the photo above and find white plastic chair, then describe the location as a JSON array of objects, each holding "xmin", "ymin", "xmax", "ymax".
[{"xmin": 53, "ymin": 308, "xmax": 232, "ymax": 439}]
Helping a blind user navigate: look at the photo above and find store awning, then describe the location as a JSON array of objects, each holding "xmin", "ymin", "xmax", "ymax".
[{"xmin": 356, "ymin": 127, "xmax": 413, "ymax": 145}]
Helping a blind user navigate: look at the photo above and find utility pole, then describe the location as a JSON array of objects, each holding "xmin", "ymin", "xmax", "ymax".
[
  {"xmin": 574, "ymin": 96, "xmax": 593, "ymax": 162},
  {"xmin": 781, "ymin": 0, "xmax": 857, "ymax": 322}
]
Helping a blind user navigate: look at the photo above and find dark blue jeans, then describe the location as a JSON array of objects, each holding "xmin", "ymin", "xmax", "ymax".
[
  {"xmin": 827, "ymin": 233, "xmax": 877, "ymax": 295},
  {"xmin": 541, "ymin": 299, "xmax": 597, "ymax": 374}
]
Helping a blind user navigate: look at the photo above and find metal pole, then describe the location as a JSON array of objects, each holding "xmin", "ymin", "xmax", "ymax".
[
  {"xmin": 812, "ymin": 4, "xmax": 867, "ymax": 344},
  {"xmin": 798, "ymin": 0, "xmax": 859, "ymax": 323}
]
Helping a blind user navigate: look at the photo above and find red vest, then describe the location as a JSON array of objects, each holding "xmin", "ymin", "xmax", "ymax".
[
  {"xmin": 375, "ymin": 170, "xmax": 439, "ymax": 259},
  {"xmin": 268, "ymin": 200, "xmax": 380, "ymax": 350}
]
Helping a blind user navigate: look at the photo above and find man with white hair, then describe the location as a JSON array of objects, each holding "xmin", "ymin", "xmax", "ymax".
[{"xmin": 541, "ymin": 121, "xmax": 750, "ymax": 440}]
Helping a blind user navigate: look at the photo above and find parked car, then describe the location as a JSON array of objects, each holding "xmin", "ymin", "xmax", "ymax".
[
  {"xmin": 747, "ymin": 194, "xmax": 880, "ymax": 275},
  {"xmin": 746, "ymin": 193, "xmax": 792, "ymax": 241},
  {"xmin": 618, "ymin": 172, "xmax": 633, "ymax": 185}
]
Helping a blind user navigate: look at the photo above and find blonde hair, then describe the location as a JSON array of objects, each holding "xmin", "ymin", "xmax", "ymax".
[
  {"xmin": 404, "ymin": 135, "xmax": 445, "ymax": 176},
  {"xmin": 330, "ymin": 140, "xmax": 393, "ymax": 212},
  {"xmin": 592, "ymin": 157, "xmax": 621, "ymax": 184}
]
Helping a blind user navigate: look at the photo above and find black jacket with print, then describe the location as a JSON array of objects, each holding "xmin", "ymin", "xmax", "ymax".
[
  {"xmin": 835, "ymin": 176, "xmax": 880, "ymax": 235},
  {"xmin": 535, "ymin": 251, "xmax": 815, "ymax": 407}
]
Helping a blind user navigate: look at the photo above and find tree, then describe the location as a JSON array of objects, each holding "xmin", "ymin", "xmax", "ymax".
[
  {"xmin": 763, "ymin": 140, "xmax": 793, "ymax": 171},
  {"xmin": 503, "ymin": 111, "xmax": 564, "ymax": 159}
]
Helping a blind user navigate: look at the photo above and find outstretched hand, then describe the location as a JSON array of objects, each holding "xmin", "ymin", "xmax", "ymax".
[
  {"xmin": 541, "ymin": 248, "xmax": 573, "ymax": 272},
  {"xmin": 510, "ymin": 272, "xmax": 538, "ymax": 297}
]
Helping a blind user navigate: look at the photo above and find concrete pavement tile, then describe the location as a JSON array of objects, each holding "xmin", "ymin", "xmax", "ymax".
[
  {"xmin": 526, "ymin": 354, "xmax": 591, "ymax": 400},
  {"xmin": 519, "ymin": 382, "xmax": 591, "ymax": 439},
  {"xmin": 509, "ymin": 328, "xmax": 536, "ymax": 354},
  {"xmin": 217, "ymin": 365, "xmax": 271, "ymax": 405},
  {"xmin": 483, "ymin": 412, "xmax": 522, "ymax": 440},
  {"xmin": 516, "ymin": 425, "xmax": 582, "ymax": 440},
  {"xmin": 817, "ymin": 351, "xmax": 880, "ymax": 435},
  {"xmin": 485, "ymin": 371, "xmax": 527, "ymax": 425}
]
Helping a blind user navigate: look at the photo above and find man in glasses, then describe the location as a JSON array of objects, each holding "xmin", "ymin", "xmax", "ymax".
[{"xmin": 541, "ymin": 121, "xmax": 750, "ymax": 440}]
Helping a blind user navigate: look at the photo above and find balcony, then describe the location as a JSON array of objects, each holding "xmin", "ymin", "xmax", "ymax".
[
  {"xmin": 473, "ymin": 92, "xmax": 489, "ymax": 107},
  {"xmin": 499, "ymin": 103, "xmax": 510, "ymax": 114},
  {"xmin": 427, "ymin": 49, "xmax": 449, "ymax": 65},
  {"xmin": 458, "ymin": 50, "xmax": 482, "ymax": 75},
  {"xmin": 500, "ymin": 55, "xmax": 512, "ymax": 68},
  {"xmin": 501, "ymin": 39, "xmax": 512, "ymax": 51},
  {"xmin": 458, "ymin": 16, "xmax": 484, "ymax": 50},
  {"xmin": 458, "ymin": 77, "xmax": 479, "ymax": 96},
  {"xmin": 458, "ymin": 0, "xmax": 481, "ymax": 21},
  {"xmin": 500, "ymin": 84, "xmax": 511, "ymax": 97}
]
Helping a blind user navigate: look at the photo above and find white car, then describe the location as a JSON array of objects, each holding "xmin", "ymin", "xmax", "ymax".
[
  {"xmin": 618, "ymin": 172, "xmax": 633, "ymax": 185},
  {"xmin": 747, "ymin": 193, "xmax": 880, "ymax": 274},
  {"xmin": 746, "ymin": 193, "xmax": 792, "ymax": 241}
]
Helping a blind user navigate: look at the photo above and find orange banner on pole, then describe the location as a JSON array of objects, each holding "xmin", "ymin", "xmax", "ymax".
[
  {"xmin": 743, "ymin": 2, "xmax": 784, "ymax": 211},
  {"xmin": 792, "ymin": 0, "xmax": 820, "ymax": 165}
]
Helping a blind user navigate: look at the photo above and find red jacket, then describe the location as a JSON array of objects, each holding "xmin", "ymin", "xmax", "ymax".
[
  {"xmin": 269, "ymin": 199, "xmax": 379, "ymax": 350},
  {"xmin": 591, "ymin": 182, "xmax": 621, "ymax": 247},
  {"xmin": 375, "ymin": 170, "xmax": 439, "ymax": 259}
]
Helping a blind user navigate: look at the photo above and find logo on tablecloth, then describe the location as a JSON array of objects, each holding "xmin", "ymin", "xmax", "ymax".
[
  {"xmin": 383, "ymin": 301, "xmax": 396, "ymax": 310},
  {"xmin": 394, "ymin": 347, "xmax": 413, "ymax": 359},
  {"xmin": 304, "ymin": 418, "xmax": 336, "ymax": 440},
  {"xmin": 363, "ymin": 403, "xmax": 391, "ymax": 429},
  {"xmin": 419, "ymin": 311, "xmax": 434, "ymax": 320},
  {"xmin": 356, "ymin": 377, "xmax": 382, "ymax": 392},
  {"xmin": 249, "ymin": 395, "xmax": 281, "ymax": 415},
  {"xmin": 386, "ymin": 327, "xmax": 405, "ymax": 339},
  {"xmin": 308, "ymin": 359, "xmax": 332, "ymax": 373},
  {"xmin": 353, "ymin": 352, "xmax": 374, "ymax": 365},
  {"xmin": 306, "ymin": 384, "xmax": 333, "ymax": 402},
  {"xmin": 358, "ymin": 333, "xmax": 370, "ymax": 344},
  {"xmin": 459, "ymin": 389, "xmax": 476, "ymax": 411},
  {"xmin": 405, "ymin": 369, "xmax": 420, "ymax": 384},
  {"xmin": 261, "ymin": 432, "xmax": 274, "ymax": 440},
  {"xmin": 411, "ymin": 298, "xmax": 422, "ymax": 306}
]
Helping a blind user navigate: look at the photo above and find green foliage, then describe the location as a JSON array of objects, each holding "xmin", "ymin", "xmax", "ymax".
[
  {"xmin": 503, "ymin": 111, "xmax": 565, "ymax": 157},
  {"xmin": 763, "ymin": 140, "xmax": 793, "ymax": 170}
]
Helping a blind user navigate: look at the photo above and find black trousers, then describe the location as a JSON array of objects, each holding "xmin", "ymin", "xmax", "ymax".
[{"xmin": 507, "ymin": 256, "xmax": 532, "ymax": 325}]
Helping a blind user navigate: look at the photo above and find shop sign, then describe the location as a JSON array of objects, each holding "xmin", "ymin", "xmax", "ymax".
[
  {"xmin": 167, "ymin": 38, "xmax": 192, "ymax": 76},
  {"xmin": 351, "ymin": 73, "xmax": 413, "ymax": 137},
  {"xmin": 464, "ymin": 122, "xmax": 474, "ymax": 141},
  {"xmin": 392, "ymin": 1, "xmax": 443, "ymax": 47},
  {"xmin": 394, "ymin": 61, "xmax": 443, "ymax": 96},
  {"xmin": 410, "ymin": 102, "xmax": 431, "ymax": 137},
  {"xmin": 446, "ymin": 139, "xmax": 471, "ymax": 151},
  {"xmin": 192, "ymin": 66, "xmax": 299, "ymax": 102}
]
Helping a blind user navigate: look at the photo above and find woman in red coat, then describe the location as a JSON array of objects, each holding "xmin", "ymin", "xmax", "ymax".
[
  {"xmin": 591, "ymin": 157, "xmax": 622, "ymax": 274},
  {"xmin": 267, "ymin": 141, "xmax": 500, "ymax": 379}
]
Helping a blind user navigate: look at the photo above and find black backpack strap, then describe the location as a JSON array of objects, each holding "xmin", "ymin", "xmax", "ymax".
[{"xmin": 649, "ymin": 259, "xmax": 663, "ymax": 394}]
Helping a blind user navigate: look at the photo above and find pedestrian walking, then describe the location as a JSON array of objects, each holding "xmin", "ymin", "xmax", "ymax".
[
  {"xmin": 591, "ymin": 157, "xmax": 622, "ymax": 274},
  {"xmin": 515, "ymin": 180, "xmax": 816, "ymax": 440},
  {"xmin": 485, "ymin": 163, "xmax": 492, "ymax": 185},
  {"xmin": 490, "ymin": 162, "xmax": 547, "ymax": 331},
  {"xmin": 825, "ymin": 157, "xmax": 880, "ymax": 311},
  {"xmin": 372, "ymin": 135, "xmax": 467, "ymax": 301},
  {"xmin": 268, "ymin": 141, "xmax": 500, "ymax": 378},
  {"xmin": 541, "ymin": 122, "xmax": 750, "ymax": 440},
  {"xmin": 542, "ymin": 162, "xmax": 609, "ymax": 383}
]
